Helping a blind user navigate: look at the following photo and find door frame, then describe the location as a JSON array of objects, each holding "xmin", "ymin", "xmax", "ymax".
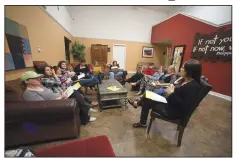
[
  {"xmin": 64, "ymin": 36, "xmax": 72, "ymax": 63},
  {"xmin": 171, "ymin": 45, "xmax": 186, "ymax": 72},
  {"xmin": 113, "ymin": 44, "xmax": 126, "ymax": 70}
]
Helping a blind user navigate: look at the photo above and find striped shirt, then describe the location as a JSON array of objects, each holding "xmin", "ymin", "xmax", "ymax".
[{"xmin": 41, "ymin": 76, "xmax": 64, "ymax": 94}]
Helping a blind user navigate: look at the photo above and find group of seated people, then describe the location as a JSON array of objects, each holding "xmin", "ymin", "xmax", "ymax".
[
  {"xmin": 20, "ymin": 58, "xmax": 202, "ymax": 129},
  {"xmin": 21, "ymin": 59, "xmax": 125, "ymax": 125},
  {"xmin": 126, "ymin": 63, "xmax": 177, "ymax": 96},
  {"xmin": 91, "ymin": 60, "xmax": 125, "ymax": 81},
  {"xmin": 125, "ymin": 59, "xmax": 202, "ymax": 128}
]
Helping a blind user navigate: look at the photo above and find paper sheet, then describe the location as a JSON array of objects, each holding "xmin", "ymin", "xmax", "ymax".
[
  {"xmin": 107, "ymin": 86, "xmax": 120, "ymax": 91},
  {"xmin": 65, "ymin": 86, "xmax": 74, "ymax": 98},
  {"xmin": 77, "ymin": 73, "xmax": 85, "ymax": 80},
  {"xmin": 111, "ymin": 66, "xmax": 118, "ymax": 69},
  {"xmin": 145, "ymin": 90, "xmax": 167, "ymax": 103}
]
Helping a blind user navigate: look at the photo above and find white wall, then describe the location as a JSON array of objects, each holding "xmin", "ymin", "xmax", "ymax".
[
  {"xmin": 45, "ymin": 6, "xmax": 73, "ymax": 35},
  {"xmin": 168, "ymin": 6, "xmax": 232, "ymax": 26},
  {"xmin": 69, "ymin": 6, "xmax": 168, "ymax": 43}
]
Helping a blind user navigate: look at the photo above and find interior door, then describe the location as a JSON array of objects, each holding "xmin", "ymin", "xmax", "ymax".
[
  {"xmin": 91, "ymin": 45, "xmax": 101, "ymax": 64},
  {"xmin": 91, "ymin": 45, "xmax": 107, "ymax": 66},
  {"xmin": 113, "ymin": 45, "xmax": 126, "ymax": 69}
]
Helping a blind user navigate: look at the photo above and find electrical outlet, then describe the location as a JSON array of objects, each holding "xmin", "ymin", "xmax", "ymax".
[{"xmin": 37, "ymin": 46, "xmax": 41, "ymax": 52}]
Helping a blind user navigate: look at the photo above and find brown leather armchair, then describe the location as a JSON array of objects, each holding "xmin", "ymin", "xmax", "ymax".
[{"xmin": 5, "ymin": 79, "xmax": 80, "ymax": 148}]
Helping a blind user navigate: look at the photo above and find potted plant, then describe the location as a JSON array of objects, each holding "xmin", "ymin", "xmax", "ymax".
[{"xmin": 72, "ymin": 42, "xmax": 86, "ymax": 61}]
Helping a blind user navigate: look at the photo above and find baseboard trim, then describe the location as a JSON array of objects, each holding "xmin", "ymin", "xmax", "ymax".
[
  {"xmin": 128, "ymin": 71, "xmax": 136, "ymax": 74},
  {"xmin": 209, "ymin": 91, "xmax": 232, "ymax": 101}
]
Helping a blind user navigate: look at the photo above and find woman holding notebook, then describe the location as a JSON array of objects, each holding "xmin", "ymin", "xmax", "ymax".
[
  {"xmin": 128, "ymin": 59, "xmax": 202, "ymax": 128},
  {"xmin": 74, "ymin": 59, "xmax": 100, "ymax": 86},
  {"xmin": 110, "ymin": 60, "xmax": 124, "ymax": 79}
]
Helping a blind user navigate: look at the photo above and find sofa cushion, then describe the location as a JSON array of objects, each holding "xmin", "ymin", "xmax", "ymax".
[
  {"xmin": 5, "ymin": 78, "xmax": 23, "ymax": 102},
  {"xmin": 33, "ymin": 61, "xmax": 49, "ymax": 74}
]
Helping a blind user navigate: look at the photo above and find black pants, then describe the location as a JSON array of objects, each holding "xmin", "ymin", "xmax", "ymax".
[
  {"xmin": 70, "ymin": 90, "xmax": 91, "ymax": 125},
  {"xmin": 139, "ymin": 97, "xmax": 168, "ymax": 125},
  {"xmin": 126, "ymin": 73, "xmax": 143, "ymax": 83},
  {"xmin": 78, "ymin": 89, "xmax": 92, "ymax": 104}
]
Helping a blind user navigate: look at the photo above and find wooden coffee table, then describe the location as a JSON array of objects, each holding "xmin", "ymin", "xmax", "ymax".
[{"xmin": 97, "ymin": 80, "xmax": 128, "ymax": 111}]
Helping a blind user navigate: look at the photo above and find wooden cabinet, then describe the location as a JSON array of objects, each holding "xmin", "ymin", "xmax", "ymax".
[{"xmin": 91, "ymin": 45, "xmax": 108, "ymax": 66}]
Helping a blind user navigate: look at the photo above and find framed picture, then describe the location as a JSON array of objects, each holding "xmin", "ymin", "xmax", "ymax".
[{"xmin": 142, "ymin": 47, "xmax": 154, "ymax": 58}]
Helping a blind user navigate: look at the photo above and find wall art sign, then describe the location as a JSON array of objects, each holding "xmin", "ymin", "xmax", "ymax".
[{"xmin": 191, "ymin": 29, "xmax": 232, "ymax": 62}]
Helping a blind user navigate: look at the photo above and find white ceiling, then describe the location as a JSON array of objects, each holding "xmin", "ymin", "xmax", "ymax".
[
  {"xmin": 67, "ymin": 6, "xmax": 185, "ymax": 15},
  {"xmin": 136, "ymin": 6, "xmax": 185, "ymax": 14}
]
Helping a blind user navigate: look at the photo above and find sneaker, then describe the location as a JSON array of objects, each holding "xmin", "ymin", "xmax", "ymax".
[
  {"xmin": 133, "ymin": 122, "xmax": 147, "ymax": 128},
  {"xmin": 91, "ymin": 101, "xmax": 98, "ymax": 107},
  {"xmin": 89, "ymin": 108, "xmax": 98, "ymax": 113},
  {"xmin": 131, "ymin": 82, "xmax": 136, "ymax": 86},
  {"xmin": 89, "ymin": 117, "xmax": 96, "ymax": 122},
  {"xmin": 128, "ymin": 98, "xmax": 138, "ymax": 109}
]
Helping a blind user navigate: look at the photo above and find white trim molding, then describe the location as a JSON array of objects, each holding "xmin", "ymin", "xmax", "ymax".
[
  {"xmin": 38, "ymin": 6, "xmax": 73, "ymax": 37},
  {"xmin": 128, "ymin": 71, "xmax": 136, "ymax": 74},
  {"xmin": 209, "ymin": 91, "xmax": 232, "ymax": 101},
  {"xmin": 153, "ymin": 12, "xmax": 232, "ymax": 28}
]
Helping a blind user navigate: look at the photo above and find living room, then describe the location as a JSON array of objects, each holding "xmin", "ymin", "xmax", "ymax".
[{"xmin": 5, "ymin": 5, "xmax": 232, "ymax": 157}]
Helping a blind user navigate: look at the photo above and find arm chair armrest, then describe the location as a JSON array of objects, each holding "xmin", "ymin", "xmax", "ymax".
[{"xmin": 5, "ymin": 99, "xmax": 78, "ymax": 123}]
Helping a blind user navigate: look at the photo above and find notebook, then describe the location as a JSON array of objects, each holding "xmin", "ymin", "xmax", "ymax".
[
  {"xmin": 64, "ymin": 82, "xmax": 81, "ymax": 98},
  {"xmin": 145, "ymin": 90, "xmax": 167, "ymax": 103},
  {"xmin": 111, "ymin": 66, "xmax": 118, "ymax": 69},
  {"xmin": 72, "ymin": 82, "xmax": 81, "ymax": 90},
  {"xmin": 65, "ymin": 87, "xmax": 74, "ymax": 98},
  {"xmin": 93, "ymin": 66, "xmax": 102, "ymax": 72},
  {"xmin": 77, "ymin": 73, "xmax": 85, "ymax": 80},
  {"xmin": 107, "ymin": 86, "xmax": 120, "ymax": 91}
]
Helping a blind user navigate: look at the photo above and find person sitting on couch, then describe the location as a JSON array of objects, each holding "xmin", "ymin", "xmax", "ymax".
[
  {"xmin": 102, "ymin": 65, "xmax": 115, "ymax": 80},
  {"xmin": 21, "ymin": 71, "xmax": 97, "ymax": 124},
  {"xmin": 131, "ymin": 65, "xmax": 165, "ymax": 96},
  {"xmin": 142, "ymin": 63, "xmax": 156, "ymax": 76},
  {"xmin": 52, "ymin": 66, "xmax": 73, "ymax": 89},
  {"xmin": 151, "ymin": 65, "xmax": 177, "ymax": 97},
  {"xmin": 128, "ymin": 59, "xmax": 202, "ymax": 128},
  {"xmin": 74, "ymin": 59, "xmax": 100, "ymax": 86},
  {"xmin": 110, "ymin": 60, "xmax": 123, "ymax": 79},
  {"xmin": 92, "ymin": 61, "xmax": 103, "ymax": 75},
  {"xmin": 58, "ymin": 61, "xmax": 76, "ymax": 78},
  {"xmin": 125, "ymin": 66, "xmax": 144, "ymax": 84}
]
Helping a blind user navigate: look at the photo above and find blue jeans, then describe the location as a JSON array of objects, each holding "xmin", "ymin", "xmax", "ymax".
[
  {"xmin": 79, "ymin": 76, "xmax": 98, "ymax": 86},
  {"xmin": 101, "ymin": 72, "xmax": 115, "ymax": 80},
  {"xmin": 114, "ymin": 71, "xmax": 123, "ymax": 78},
  {"xmin": 109, "ymin": 72, "xmax": 115, "ymax": 79},
  {"xmin": 153, "ymin": 87, "xmax": 167, "ymax": 97}
]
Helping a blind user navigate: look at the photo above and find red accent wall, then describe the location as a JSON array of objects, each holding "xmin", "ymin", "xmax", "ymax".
[{"xmin": 151, "ymin": 14, "xmax": 232, "ymax": 96}]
